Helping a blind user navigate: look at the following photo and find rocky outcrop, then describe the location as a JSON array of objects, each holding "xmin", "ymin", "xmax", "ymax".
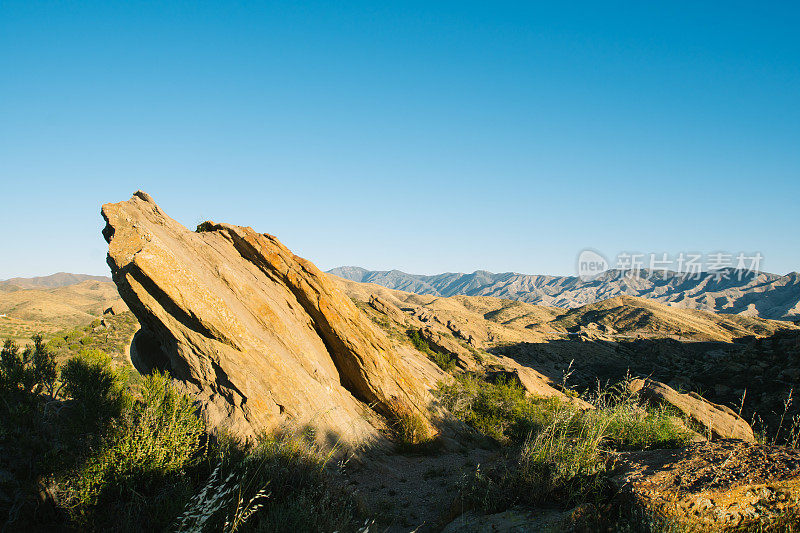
[
  {"xmin": 418, "ymin": 327, "xmax": 479, "ymax": 371},
  {"xmin": 102, "ymin": 191, "xmax": 437, "ymax": 444},
  {"xmin": 629, "ymin": 378, "xmax": 755, "ymax": 442},
  {"xmin": 613, "ymin": 440, "xmax": 800, "ymax": 531},
  {"xmin": 368, "ymin": 295, "xmax": 409, "ymax": 326}
]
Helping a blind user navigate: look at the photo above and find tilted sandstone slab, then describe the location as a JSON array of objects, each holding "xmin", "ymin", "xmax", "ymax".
[
  {"xmin": 629, "ymin": 378, "xmax": 755, "ymax": 442},
  {"xmin": 102, "ymin": 191, "xmax": 436, "ymax": 444},
  {"xmin": 335, "ymin": 276, "xmax": 587, "ymax": 405}
]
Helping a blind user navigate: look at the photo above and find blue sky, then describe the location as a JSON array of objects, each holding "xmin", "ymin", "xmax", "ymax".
[{"xmin": 1, "ymin": 1, "xmax": 798, "ymax": 279}]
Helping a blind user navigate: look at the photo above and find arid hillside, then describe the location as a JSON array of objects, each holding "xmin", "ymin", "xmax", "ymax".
[
  {"xmin": 330, "ymin": 266, "xmax": 800, "ymax": 320},
  {"xmin": 0, "ymin": 273, "xmax": 112, "ymax": 290},
  {"xmin": 334, "ymin": 277, "xmax": 800, "ymax": 440},
  {"xmin": 0, "ymin": 280, "xmax": 126, "ymax": 345}
]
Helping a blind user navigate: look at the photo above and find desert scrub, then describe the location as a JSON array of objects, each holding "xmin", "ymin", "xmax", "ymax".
[
  {"xmin": 59, "ymin": 349, "xmax": 129, "ymax": 429},
  {"xmin": 512, "ymin": 394, "xmax": 688, "ymax": 504},
  {"xmin": 593, "ymin": 382, "xmax": 691, "ymax": 451},
  {"xmin": 451, "ymin": 376, "xmax": 691, "ymax": 513},
  {"xmin": 1, "ymin": 335, "xmax": 368, "ymax": 532},
  {"xmin": 513, "ymin": 406, "xmax": 614, "ymax": 505},
  {"xmin": 178, "ymin": 434, "xmax": 365, "ymax": 533},
  {"xmin": 435, "ymin": 373, "xmax": 564, "ymax": 443},
  {"xmin": 406, "ymin": 329, "xmax": 456, "ymax": 372},
  {"xmin": 63, "ymin": 371, "xmax": 205, "ymax": 526}
]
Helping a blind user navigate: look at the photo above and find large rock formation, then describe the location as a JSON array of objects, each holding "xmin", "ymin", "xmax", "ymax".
[
  {"xmin": 629, "ymin": 378, "xmax": 755, "ymax": 442},
  {"xmin": 102, "ymin": 191, "xmax": 438, "ymax": 444}
]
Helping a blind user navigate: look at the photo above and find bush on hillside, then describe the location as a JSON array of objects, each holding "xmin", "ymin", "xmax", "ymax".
[
  {"xmin": 406, "ymin": 329, "xmax": 456, "ymax": 372},
  {"xmin": 0, "ymin": 335, "xmax": 365, "ymax": 532}
]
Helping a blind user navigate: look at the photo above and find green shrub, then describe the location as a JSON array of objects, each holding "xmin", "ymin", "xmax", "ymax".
[
  {"xmin": 47, "ymin": 336, "xmax": 66, "ymax": 349},
  {"xmin": 0, "ymin": 335, "xmax": 57, "ymax": 397},
  {"xmin": 407, "ymin": 329, "xmax": 456, "ymax": 372},
  {"xmin": 60, "ymin": 350, "xmax": 128, "ymax": 428},
  {"xmin": 435, "ymin": 374, "xmax": 564, "ymax": 443},
  {"xmin": 0, "ymin": 338, "xmax": 28, "ymax": 392},
  {"xmin": 68, "ymin": 371, "xmax": 204, "ymax": 511}
]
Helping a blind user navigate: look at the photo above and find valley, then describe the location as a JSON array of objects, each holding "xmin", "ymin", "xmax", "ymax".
[{"xmin": 1, "ymin": 192, "xmax": 799, "ymax": 531}]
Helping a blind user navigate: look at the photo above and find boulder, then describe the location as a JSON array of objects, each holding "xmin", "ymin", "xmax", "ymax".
[
  {"xmin": 103, "ymin": 302, "xmax": 128, "ymax": 315},
  {"xmin": 102, "ymin": 191, "xmax": 437, "ymax": 444},
  {"xmin": 629, "ymin": 378, "xmax": 755, "ymax": 442},
  {"xmin": 613, "ymin": 440, "xmax": 800, "ymax": 531}
]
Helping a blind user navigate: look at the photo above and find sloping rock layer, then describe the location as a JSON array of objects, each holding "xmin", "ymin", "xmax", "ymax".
[
  {"xmin": 629, "ymin": 378, "xmax": 756, "ymax": 442},
  {"xmin": 102, "ymin": 191, "xmax": 435, "ymax": 443}
]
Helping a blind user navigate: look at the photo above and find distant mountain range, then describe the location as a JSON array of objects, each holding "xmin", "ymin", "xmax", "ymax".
[
  {"xmin": 0, "ymin": 272, "xmax": 112, "ymax": 291},
  {"xmin": 328, "ymin": 266, "xmax": 800, "ymax": 320}
]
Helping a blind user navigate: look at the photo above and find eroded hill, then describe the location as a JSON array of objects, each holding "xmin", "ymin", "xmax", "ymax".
[
  {"xmin": 334, "ymin": 277, "xmax": 800, "ymax": 440},
  {"xmin": 330, "ymin": 266, "xmax": 800, "ymax": 320}
]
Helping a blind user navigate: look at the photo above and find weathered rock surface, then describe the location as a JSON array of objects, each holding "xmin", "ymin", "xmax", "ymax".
[
  {"xmin": 102, "ymin": 191, "xmax": 437, "ymax": 444},
  {"xmin": 613, "ymin": 440, "xmax": 800, "ymax": 531},
  {"xmin": 418, "ymin": 327, "xmax": 479, "ymax": 371},
  {"xmin": 629, "ymin": 378, "xmax": 755, "ymax": 442},
  {"xmin": 368, "ymin": 295, "xmax": 409, "ymax": 326}
]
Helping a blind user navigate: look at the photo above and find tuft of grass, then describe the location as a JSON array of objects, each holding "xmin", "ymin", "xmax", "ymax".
[
  {"xmin": 177, "ymin": 434, "xmax": 365, "ymax": 533},
  {"xmin": 514, "ymin": 406, "xmax": 613, "ymax": 506},
  {"xmin": 444, "ymin": 375, "xmax": 691, "ymax": 514}
]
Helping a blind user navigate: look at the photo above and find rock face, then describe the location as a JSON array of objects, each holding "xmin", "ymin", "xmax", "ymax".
[
  {"xmin": 417, "ymin": 327, "xmax": 479, "ymax": 371},
  {"xmin": 629, "ymin": 378, "xmax": 755, "ymax": 442},
  {"xmin": 613, "ymin": 440, "xmax": 800, "ymax": 531},
  {"xmin": 102, "ymin": 191, "xmax": 436, "ymax": 444}
]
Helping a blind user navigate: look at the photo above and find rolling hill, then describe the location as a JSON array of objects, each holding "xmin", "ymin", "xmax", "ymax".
[
  {"xmin": 0, "ymin": 272, "xmax": 112, "ymax": 290},
  {"xmin": 329, "ymin": 267, "xmax": 800, "ymax": 320}
]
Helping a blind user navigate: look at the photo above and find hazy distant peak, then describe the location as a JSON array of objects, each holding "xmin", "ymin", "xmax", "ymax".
[{"xmin": 0, "ymin": 272, "xmax": 112, "ymax": 290}]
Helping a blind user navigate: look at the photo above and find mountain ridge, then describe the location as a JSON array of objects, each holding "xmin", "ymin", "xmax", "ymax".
[{"xmin": 328, "ymin": 266, "xmax": 800, "ymax": 320}]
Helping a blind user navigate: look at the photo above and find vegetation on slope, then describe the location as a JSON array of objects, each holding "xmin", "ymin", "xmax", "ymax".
[
  {"xmin": 406, "ymin": 328, "xmax": 457, "ymax": 372},
  {"xmin": 0, "ymin": 336, "xmax": 365, "ymax": 532}
]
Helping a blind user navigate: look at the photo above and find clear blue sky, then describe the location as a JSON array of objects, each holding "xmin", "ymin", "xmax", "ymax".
[{"xmin": 1, "ymin": 1, "xmax": 798, "ymax": 279}]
